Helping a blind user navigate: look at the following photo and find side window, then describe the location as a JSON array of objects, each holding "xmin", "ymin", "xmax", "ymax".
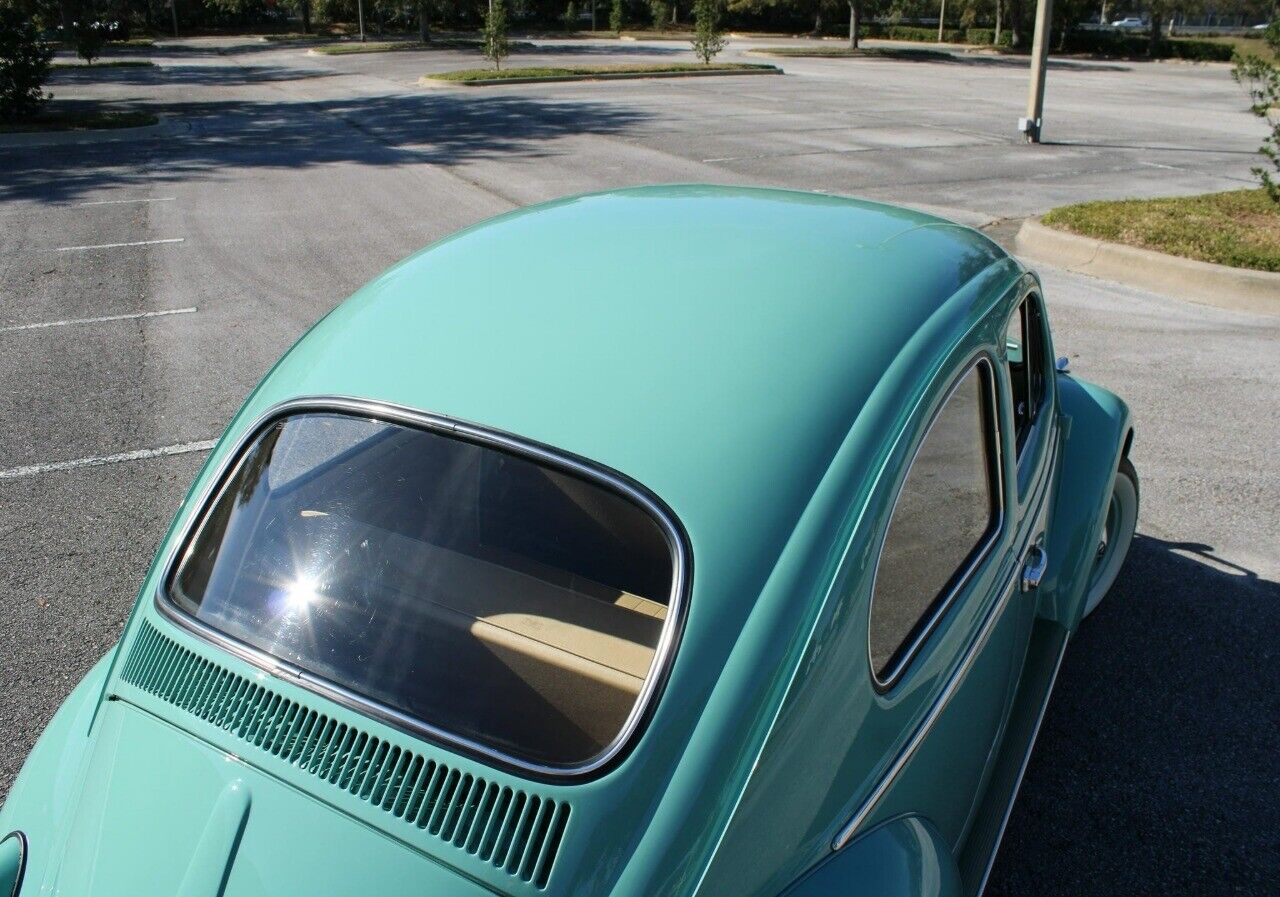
[
  {"xmin": 1005, "ymin": 295, "xmax": 1047, "ymax": 454},
  {"xmin": 869, "ymin": 362, "xmax": 1000, "ymax": 685}
]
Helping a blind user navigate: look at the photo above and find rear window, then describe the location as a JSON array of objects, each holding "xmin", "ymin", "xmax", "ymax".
[{"xmin": 166, "ymin": 411, "xmax": 680, "ymax": 771}]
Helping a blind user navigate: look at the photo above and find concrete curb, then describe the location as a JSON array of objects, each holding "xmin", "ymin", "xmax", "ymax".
[
  {"xmin": 419, "ymin": 66, "xmax": 781, "ymax": 87},
  {"xmin": 1014, "ymin": 218, "xmax": 1280, "ymax": 316},
  {"xmin": 0, "ymin": 115, "xmax": 186, "ymax": 151}
]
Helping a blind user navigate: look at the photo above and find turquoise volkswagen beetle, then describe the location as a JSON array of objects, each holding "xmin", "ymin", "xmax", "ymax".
[{"xmin": 0, "ymin": 187, "xmax": 1138, "ymax": 897}]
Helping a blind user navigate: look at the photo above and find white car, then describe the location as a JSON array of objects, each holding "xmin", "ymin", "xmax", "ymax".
[{"xmin": 1110, "ymin": 16, "xmax": 1145, "ymax": 28}]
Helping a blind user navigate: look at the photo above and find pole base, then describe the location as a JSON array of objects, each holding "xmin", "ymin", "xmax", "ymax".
[{"xmin": 1018, "ymin": 117, "xmax": 1042, "ymax": 144}]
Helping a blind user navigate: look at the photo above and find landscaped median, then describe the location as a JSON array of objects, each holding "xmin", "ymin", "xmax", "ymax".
[
  {"xmin": 310, "ymin": 38, "xmax": 532, "ymax": 56},
  {"xmin": 1015, "ymin": 189, "xmax": 1280, "ymax": 314},
  {"xmin": 51, "ymin": 60, "xmax": 156, "ymax": 69},
  {"xmin": 420, "ymin": 62, "xmax": 780, "ymax": 86},
  {"xmin": 747, "ymin": 46, "xmax": 953, "ymax": 61},
  {"xmin": 0, "ymin": 104, "xmax": 157, "ymax": 134}
]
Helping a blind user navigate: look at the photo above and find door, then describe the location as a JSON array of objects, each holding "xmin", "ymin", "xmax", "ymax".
[{"xmin": 847, "ymin": 293, "xmax": 1057, "ymax": 853}]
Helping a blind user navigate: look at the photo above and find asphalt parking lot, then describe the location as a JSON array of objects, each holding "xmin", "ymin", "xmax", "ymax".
[{"xmin": 1, "ymin": 35, "xmax": 1276, "ymax": 895}]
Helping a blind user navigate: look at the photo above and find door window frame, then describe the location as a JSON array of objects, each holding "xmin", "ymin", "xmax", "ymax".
[
  {"xmin": 1004, "ymin": 291, "xmax": 1055, "ymax": 500},
  {"xmin": 867, "ymin": 354, "xmax": 1006, "ymax": 692}
]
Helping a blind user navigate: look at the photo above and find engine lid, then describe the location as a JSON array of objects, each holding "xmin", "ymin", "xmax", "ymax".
[{"xmin": 39, "ymin": 700, "xmax": 497, "ymax": 897}]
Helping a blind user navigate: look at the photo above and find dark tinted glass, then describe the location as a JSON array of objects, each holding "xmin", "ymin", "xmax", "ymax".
[
  {"xmin": 168, "ymin": 413, "xmax": 676, "ymax": 768},
  {"xmin": 870, "ymin": 365, "xmax": 997, "ymax": 682},
  {"xmin": 1006, "ymin": 296, "xmax": 1047, "ymax": 455}
]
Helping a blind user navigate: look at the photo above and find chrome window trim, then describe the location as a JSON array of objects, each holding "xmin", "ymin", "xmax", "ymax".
[
  {"xmin": 1006, "ymin": 290, "xmax": 1051, "ymax": 473},
  {"xmin": 1, "ymin": 831, "xmax": 27, "ymax": 897},
  {"xmin": 867, "ymin": 355, "xmax": 1006, "ymax": 691},
  {"xmin": 836, "ymin": 432, "xmax": 1057, "ymax": 851},
  {"xmin": 152, "ymin": 395, "xmax": 691, "ymax": 781}
]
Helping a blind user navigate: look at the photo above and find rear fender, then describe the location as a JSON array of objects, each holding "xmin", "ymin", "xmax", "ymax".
[
  {"xmin": 781, "ymin": 816, "xmax": 961, "ymax": 897},
  {"xmin": 1038, "ymin": 374, "xmax": 1132, "ymax": 629}
]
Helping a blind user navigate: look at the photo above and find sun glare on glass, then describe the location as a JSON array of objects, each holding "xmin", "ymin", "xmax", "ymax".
[{"xmin": 283, "ymin": 575, "xmax": 321, "ymax": 611}]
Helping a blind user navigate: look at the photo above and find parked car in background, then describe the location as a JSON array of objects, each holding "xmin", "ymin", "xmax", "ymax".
[
  {"xmin": 0, "ymin": 187, "xmax": 1138, "ymax": 897},
  {"xmin": 1111, "ymin": 16, "xmax": 1146, "ymax": 28}
]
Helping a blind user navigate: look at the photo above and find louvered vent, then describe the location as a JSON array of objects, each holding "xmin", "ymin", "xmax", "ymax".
[{"xmin": 120, "ymin": 621, "xmax": 571, "ymax": 889}]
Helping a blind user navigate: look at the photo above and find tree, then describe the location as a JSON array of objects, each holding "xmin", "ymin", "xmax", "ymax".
[
  {"xmin": 1007, "ymin": 0, "xmax": 1025, "ymax": 47},
  {"xmin": 610, "ymin": 0, "xmax": 623, "ymax": 32},
  {"xmin": 729, "ymin": 0, "xmax": 837, "ymax": 36},
  {"xmin": 0, "ymin": 6, "xmax": 53, "ymax": 121},
  {"xmin": 484, "ymin": 0, "xmax": 509, "ymax": 69},
  {"xmin": 691, "ymin": 0, "xmax": 725, "ymax": 61},
  {"xmin": 281, "ymin": 0, "xmax": 313, "ymax": 33},
  {"xmin": 648, "ymin": 0, "xmax": 667, "ymax": 26},
  {"xmin": 418, "ymin": 0, "xmax": 430, "ymax": 41},
  {"xmin": 1233, "ymin": 28, "xmax": 1280, "ymax": 203},
  {"xmin": 75, "ymin": 19, "xmax": 107, "ymax": 65}
]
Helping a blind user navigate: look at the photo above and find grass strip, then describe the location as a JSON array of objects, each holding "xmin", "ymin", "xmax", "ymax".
[
  {"xmin": 1041, "ymin": 189, "xmax": 1280, "ymax": 273},
  {"xmin": 52, "ymin": 60, "xmax": 156, "ymax": 69},
  {"xmin": 311, "ymin": 38, "xmax": 533, "ymax": 55},
  {"xmin": 748, "ymin": 46, "xmax": 953, "ymax": 60},
  {"xmin": 426, "ymin": 62, "xmax": 778, "ymax": 82},
  {"xmin": 0, "ymin": 108, "xmax": 158, "ymax": 133}
]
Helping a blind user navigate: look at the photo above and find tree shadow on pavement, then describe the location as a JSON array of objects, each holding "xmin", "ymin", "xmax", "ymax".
[
  {"xmin": 1040, "ymin": 139, "xmax": 1259, "ymax": 157},
  {"xmin": 49, "ymin": 64, "xmax": 340, "ymax": 86},
  {"xmin": 987, "ymin": 533, "xmax": 1279, "ymax": 897},
  {"xmin": 926, "ymin": 53, "xmax": 1132, "ymax": 72},
  {"xmin": 0, "ymin": 92, "xmax": 650, "ymax": 203}
]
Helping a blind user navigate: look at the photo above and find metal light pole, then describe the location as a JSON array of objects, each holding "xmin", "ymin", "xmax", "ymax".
[
  {"xmin": 937, "ymin": 0, "xmax": 946, "ymax": 42},
  {"xmin": 357, "ymin": 0, "xmax": 367, "ymax": 41},
  {"xmin": 1019, "ymin": 0, "xmax": 1053, "ymax": 143},
  {"xmin": 169, "ymin": 0, "xmax": 179, "ymax": 37}
]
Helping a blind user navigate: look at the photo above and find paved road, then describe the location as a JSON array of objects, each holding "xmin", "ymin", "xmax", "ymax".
[{"xmin": 1, "ymin": 35, "xmax": 1276, "ymax": 895}]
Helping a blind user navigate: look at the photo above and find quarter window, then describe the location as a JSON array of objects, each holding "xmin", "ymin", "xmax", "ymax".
[
  {"xmin": 869, "ymin": 363, "xmax": 1000, "ymax": 684},
  {"xmin": 1005, "ymin": 296, "xmax": 1047, "ymax": 454},
  {"xmin": 167, "ymin": 411, "xmax": 680, "ymax": 770}
]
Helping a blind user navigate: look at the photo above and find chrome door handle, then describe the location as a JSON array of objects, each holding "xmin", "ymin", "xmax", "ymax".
[{"xmin": 1021, "ymin": 542, "xmax": 1048, "ymax": 592}]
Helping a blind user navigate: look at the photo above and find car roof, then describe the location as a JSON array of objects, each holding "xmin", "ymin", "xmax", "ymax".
[{"xmin": 244, "ymin": 185, "xmax": 1012, "ymax": 594}]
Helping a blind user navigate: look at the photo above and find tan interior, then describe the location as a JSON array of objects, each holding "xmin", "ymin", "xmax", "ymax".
[{"xmin": 371, "ymin": 526, "xmax": 666, "ymax": 695}]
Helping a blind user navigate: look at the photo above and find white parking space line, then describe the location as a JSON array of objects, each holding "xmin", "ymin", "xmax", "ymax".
[
  {"xmin": 75, "ymin": 197, "xmax": 177, "ymax": 207},
  {"xmin": 0, "ymin": 440, "xmax": 217, "ymax": 481},
  {"xmin": 0, "ymin": 307, "xmax": 197, "ymax": 333},
  {"xmin": 50, "ymin": 237, "xmax": 184, "ymax": 252}
]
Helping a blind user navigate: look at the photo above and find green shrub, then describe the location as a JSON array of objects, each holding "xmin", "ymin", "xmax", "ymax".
[
  {"xmin": 610, "ymin": 0, "xmax": 623, "ymax": 34},
  {"xmin": 0, "ymin": 8, "xmax": 54, "ymax": 122},
  {"xmin": 965, "ymin": 28, "xmax": 1011, "ymax": 47},
  {"xmin": 648, "ymin": 0, "xmax": 668, "ymax": 28},
  {"xmin": 1168, "ymin": 40, "xmax": 1236, "ymax": 62},
  {"xmin": 1060, "ymin": 30, "xmax": 1233, "ymax": 61},
  {"xmin": 1233, "ymin": 54, "xmax": 1280, "ymax": 203},
  {"xmin": 863, "ymin": 24, "xmax": 967, "ymax": 43}
]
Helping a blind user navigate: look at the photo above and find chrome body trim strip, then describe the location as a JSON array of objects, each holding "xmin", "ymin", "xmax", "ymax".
[
  {"xmin": 833, "ymin": 575, "xmax": 1019, "ymax": 851},
  {"xmin": 151, "ymin": 395, "xmax": 691, "ymax": 781},
  {"xmin": 973, "ymin": 630, "xmax": 1071, "ymax": 897}
]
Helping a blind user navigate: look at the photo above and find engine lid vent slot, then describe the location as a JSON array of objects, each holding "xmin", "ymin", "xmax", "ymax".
[{"xmin": 119, "ymin": 620, "xmax": 570, "ymax": 889}]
